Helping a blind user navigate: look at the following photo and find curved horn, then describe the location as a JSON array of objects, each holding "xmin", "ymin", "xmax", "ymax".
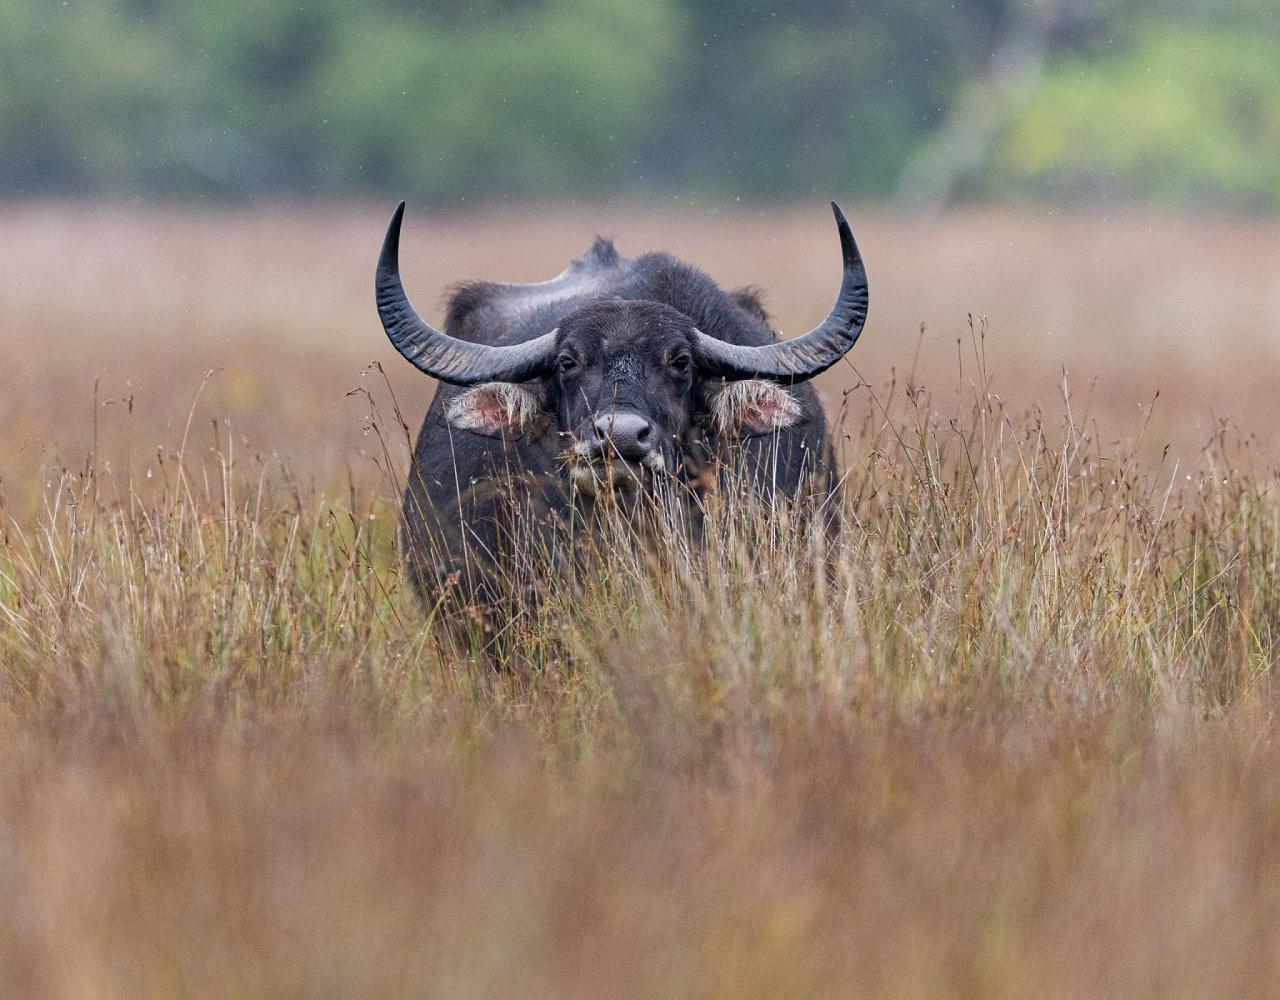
[
  {"xmin": 375, "ymin": 202, "xmax": 558, "ymax": 386},
  {"xmin": 693, "ymin": 201, "xmax": 869, "ymax": 383}
]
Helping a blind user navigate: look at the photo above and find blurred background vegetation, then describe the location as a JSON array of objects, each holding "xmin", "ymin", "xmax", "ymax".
[{"xmin": 2, "ymin": 0, "xmax": 1277, "ymax": 210}]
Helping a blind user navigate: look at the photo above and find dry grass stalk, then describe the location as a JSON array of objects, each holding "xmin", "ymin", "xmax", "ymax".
[{"xmin": 2, "ymin": 206, "xmax": 1278, "ymax": 998}]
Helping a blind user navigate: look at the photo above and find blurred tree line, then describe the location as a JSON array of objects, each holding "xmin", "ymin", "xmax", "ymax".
[{"xmin": 2, "ymin": 0, "xmax": 1277, "ymax": 209}]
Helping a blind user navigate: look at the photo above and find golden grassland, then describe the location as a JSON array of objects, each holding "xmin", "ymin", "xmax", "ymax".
[{"xmin": 1, "ymin": 202, "xmax": 1279, "ymax": 998}]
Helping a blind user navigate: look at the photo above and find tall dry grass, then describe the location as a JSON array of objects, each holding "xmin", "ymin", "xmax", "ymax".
[
  {"xmin": 1, "ymin": 205, "xmax": 1279, "ymax": 998},
  {"xmin": 3, "ymin": 200, "xmax": 1278, "ymax": 517}
]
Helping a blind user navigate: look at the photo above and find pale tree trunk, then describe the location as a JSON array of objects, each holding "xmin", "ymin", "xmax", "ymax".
[{"xmin": 895, "ymin": 0, "xmax": 1087, "ymax": 215}]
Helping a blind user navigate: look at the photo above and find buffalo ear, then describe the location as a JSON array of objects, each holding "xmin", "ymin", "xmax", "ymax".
[
  {"xmin": 709, "ymin": 379, "xmax": 803, "ymax": 435},
  {"xmin": 445, "ymin": 382, "xmax": 546, "ymax": 436}
]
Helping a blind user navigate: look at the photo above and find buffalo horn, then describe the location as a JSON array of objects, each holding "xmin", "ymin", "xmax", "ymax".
[
  {"xmin": 376, "ymin": 202, "xmax": 558, "ymax": 386},
  {"xmin": 692, "ymin": 202, "xmax": 869, "ymax": 383}
]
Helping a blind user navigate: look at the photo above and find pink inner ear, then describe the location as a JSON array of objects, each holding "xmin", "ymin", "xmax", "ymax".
[
  {"xmin": 446, "ymin": 383, "xmax": 539, "ymax": 433},
  {"xmin": 732, "ymin": 382, "xmax": 801, "ymax": 433},
  {"xmin": 471, "ymin": 395, "xmax": 508, "ymax": 426},
  {"xmin": 742, "ymin": 393, "xmax": 788, "ymax": 432}
]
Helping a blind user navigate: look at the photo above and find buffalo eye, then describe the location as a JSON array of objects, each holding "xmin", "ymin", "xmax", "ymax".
[
  {"xmin": 668, "ymin": 353, "xmax": 692, "ymax": 376},
  {"xmin": 557, "ymin": 354, "xmax": 579, "ymax": 376}
]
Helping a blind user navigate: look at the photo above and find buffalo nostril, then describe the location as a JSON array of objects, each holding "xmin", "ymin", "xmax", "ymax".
[{"xmin": 592, "ymin": 412, "xmax": 653, "ymax": 461}]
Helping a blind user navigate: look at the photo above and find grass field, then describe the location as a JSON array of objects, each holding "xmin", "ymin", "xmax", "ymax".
[{"xmin": 2, "ymin": 202, "xmax": 1279, "ymax": 998}]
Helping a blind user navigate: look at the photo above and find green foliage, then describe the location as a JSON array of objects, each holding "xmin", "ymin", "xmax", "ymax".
[
  {"xmin": 0, "ymin": 0, "xmax": 999, "ymax": 200},
  {"xmin": 641, "ymin": 1, "xmax": 985, "ymax": 198},
  {"xmin": 0, "ymin": 0, "xmax": 688, "ymax": 198},
  {"xmin": 0, "ymin": 1, "xmax": 1277, "ymax": 208},
  {"xmin": 990, "ymin": 22, "xmax": 1280, "ymax": 210},
  {"xmin": 315, "ymin": 0, "xmax": 687, "ymax": 198}
]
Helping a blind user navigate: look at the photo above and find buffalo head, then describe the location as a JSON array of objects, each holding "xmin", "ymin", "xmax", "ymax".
[{"xmin": 375, "ymin": 202, "xmax": 868, "ymax": 491}]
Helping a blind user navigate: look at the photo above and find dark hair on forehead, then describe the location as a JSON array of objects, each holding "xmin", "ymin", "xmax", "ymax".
[
  {"xmin": 605, "ymin": 352, "xmax": 642, "ymax": 382},
  {"xmin": 563, "ymin": 299, "xmax": 696, "ymax": 345}
]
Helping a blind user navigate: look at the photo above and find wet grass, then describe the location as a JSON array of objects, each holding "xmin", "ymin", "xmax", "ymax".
[{"xmin": 2, "ymin": 205, "xmax": 1279, "ymax": 998}]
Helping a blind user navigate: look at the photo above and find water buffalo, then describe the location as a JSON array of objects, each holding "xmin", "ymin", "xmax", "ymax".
[{"xmin": 374, "ymin": 202, "xmax": 869, "ymax": 606}]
